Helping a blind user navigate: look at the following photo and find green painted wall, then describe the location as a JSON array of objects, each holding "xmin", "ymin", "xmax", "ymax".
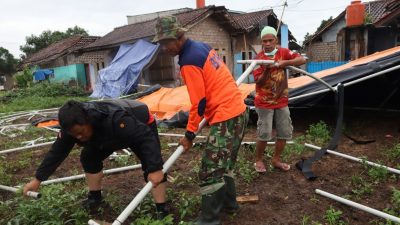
[{"xmin": 50, "ymin": 64, "xmax": 86, "ymax": 87}]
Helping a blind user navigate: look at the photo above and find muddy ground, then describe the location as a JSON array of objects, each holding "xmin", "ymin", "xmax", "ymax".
[{"xmin": 1, "ymin": 107, "xmax": 400, "ymax": 225}]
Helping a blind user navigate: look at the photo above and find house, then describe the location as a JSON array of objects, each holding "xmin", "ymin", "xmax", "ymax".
[
  {"xmin": 22, "ymin": 35, "xmax": 100, "ymax": 90},
  {"xmin": 304, "ymin": 0, "xmax": 400, "ymax": 63},
  {"xmin": 81, "ymin": 4, "xmax": 299, "ymax": 87}
]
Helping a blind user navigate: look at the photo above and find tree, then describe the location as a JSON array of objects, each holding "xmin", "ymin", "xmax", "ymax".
[
  {"xmin": 303, "ymin": 16, "xmax": 334, "ymax": 45},
  {"xmin": 20, "ymin": 26, "xmax": 89, "ymax": 57},
  {"xmin": 0, "ymin": 47, "xmax": 18, "ymax": 76},
  {"xmin": 316, "ymin": 16, "xmax": 334, "ymax": 33}
]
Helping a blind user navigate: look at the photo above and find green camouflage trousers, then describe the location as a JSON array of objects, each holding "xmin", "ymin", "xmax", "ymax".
[{"xmin": 199, "ymin": 109, "xmax": 249, "ymax": 194}]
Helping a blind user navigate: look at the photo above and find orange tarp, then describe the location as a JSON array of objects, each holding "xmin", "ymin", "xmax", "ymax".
[
  {"xmin": 138, "ymin": 83, "xmax": 255, "ymax": 120},
  {"xmin": 289, "ymin": 46, "xmax": 400, "ymax": 89},
  {"xmin": 36, "ymin": 120, "xmax": 59, "ymax": 128}
]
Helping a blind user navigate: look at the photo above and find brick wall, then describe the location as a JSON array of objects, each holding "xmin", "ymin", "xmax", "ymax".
[
  {"xmin": 186, "ymin": 17, "xmax": 233, "ymax": 71},
  {"xmin": 306, "ymin": 42, "xmax": 338, "ymax": 62}
]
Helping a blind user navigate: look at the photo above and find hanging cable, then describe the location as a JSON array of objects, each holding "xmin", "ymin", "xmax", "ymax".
[{"xmin": 277, "ymin": 0, "xmax": 288, "ymax": 34}]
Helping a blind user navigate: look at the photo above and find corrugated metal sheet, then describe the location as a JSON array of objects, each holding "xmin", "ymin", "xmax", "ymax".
[{"xmin": 306, "ymin": 61, "xmax": 348, "ymax": 73}]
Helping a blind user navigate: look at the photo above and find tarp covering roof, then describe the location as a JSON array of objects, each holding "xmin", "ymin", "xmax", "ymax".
[
  {"xmin": 138, "ymin": 46, "xmax": 400, "ymax": 120},
  {"xmin": 90, "ymin": 39, "xmax": 159, "ymax": 98},
  {"xmin": 289, "ymin": 46, "xmax": 400, "ymax": 106}
]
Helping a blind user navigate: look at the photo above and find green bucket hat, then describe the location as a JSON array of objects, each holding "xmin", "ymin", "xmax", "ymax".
[{"xmin": 153, "ymin": 16, "xmax": 187, "ymax": 42}]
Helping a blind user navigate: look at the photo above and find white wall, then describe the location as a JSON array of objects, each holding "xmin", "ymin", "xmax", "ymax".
[{"xmin": 322, "ymin": 17, "xmax": 346, "ymax": 43}]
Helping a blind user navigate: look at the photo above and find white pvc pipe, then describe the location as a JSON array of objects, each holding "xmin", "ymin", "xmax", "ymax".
[
  {"xmin": 237, "ymin": 59, "xmax": 275, "ymax": 65},
  {"xmin": 0, "ymin": 141, "xmax": 54, "ymax": 154},
  {"xmin": 108, "ymin": 148, "xmax": 184, "ymax": 224},
  {"xmin": 242, "ymin": 141, "xmax": 295, "ymax": 145},
  {"xmin": 305, "ymin": 143, "xmax": 400, "ymax": 175},
  {"xmin": 344, "ymin": 64, "xmax": 400, "ymax": 87},
  {"xmin": 236, "ymin": 60, "xmax": 336, "ymax": 93},
  {"xmin": 316, "ymin": 189, "xmax": 400, "ymax": 223},
  {"xmin": 0, "ymin": 123, "xmax": 30, "ymax": 129},
  {"xmin": 88, "ymin": 220, "xmax": 100, "ymax": 225},
  {"xmin": 289, "ymin": 88, "xmax": 331, "ymax": 101},
  {"xmin": 158, "ymin": 132, "xmax": 207, "ymax": 139},
  {"xmin": 287, "ymin": 66, "xmax": 336, "ymax": 93},
  {"xmin": 90, "ymin": 60, "xmax": 256, "ymax": 225},
  {"xmin": 236, "ymin": 60, "xmax": 274, "ymax": 85},
  {"xmin": 42, "ymin": 164, "xmax": 142, "ymax": 185},
  {"xmin": 167, "ymin": 141, "xmax": 295, "ymax": 147},
  {"xmin": 0, "ymin": 184, "xmax": 41, "ymax": 198}
]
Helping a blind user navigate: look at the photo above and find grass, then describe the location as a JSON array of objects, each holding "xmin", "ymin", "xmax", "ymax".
[
  {"xmin": 236, "ymin": 146, "xmax": 259, "ymax": 183},
  {"xmin": 324, "ymin": 206, "xmax": 347, "ymax": 225},
  {"xmin": 385, "ymin": 143, "xmax": 400, "ymax": 161},
  {"xmin": 350, "ymin": 175, "xmax": 374, "ymax": 200},
  {"xmin": 0, "ymin": 126, "xmax": 55, "ymax": 149},
  {"xmin": 0, "ymin": 184, "xmax": 89, "ymax": 225},
  {"xmin": 305, "ymin": 121, "xmax": 331, "ymax": 146},
  {"xmin": 0, "ymin": 83, "xmax": 89, "ymax": 113}
]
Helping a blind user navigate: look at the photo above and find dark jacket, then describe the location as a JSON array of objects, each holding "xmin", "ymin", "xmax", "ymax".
[{"xmin": 35, "ymin": 100, "xmax": 162, "ymax": 181}]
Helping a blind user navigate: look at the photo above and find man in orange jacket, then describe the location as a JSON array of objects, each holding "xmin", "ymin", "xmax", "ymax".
[{"xmin": 153, "ymin": 16, "xmax": 248, "ymax": 225}]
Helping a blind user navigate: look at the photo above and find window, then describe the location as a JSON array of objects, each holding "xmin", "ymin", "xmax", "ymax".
[
  {"xmin": 102, "ymin": 62, "xmax": 105, "ymax": 68},
  {"xmin": 214, "ymin": 48, "xmax": 227, "ymax": 64}
]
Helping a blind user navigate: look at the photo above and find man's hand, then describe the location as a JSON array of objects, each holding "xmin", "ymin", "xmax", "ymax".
[
  {"xmin": 179, "ymin": 137, "xmax": 193, "ymax": 152},
  {"xmin": 147, "ymin": 170, "xmax": 164, "ymax": 187},
  {"xmin": 275, "ymin": 60, "xmax": 289, "ymax": 68},
  {"xmin": 23, "ymin": 178, "xmax": 41, "ymax": 196}
]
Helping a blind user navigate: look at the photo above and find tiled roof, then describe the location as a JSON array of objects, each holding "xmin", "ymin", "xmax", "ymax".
[
  {"xmin": 365, "ymin": 0, "xmax": 389, "ymax": 23},
  {"xmin": 84, "ymin": 7, "xmax": 212, "ymax": 50},
  {"xmin": 84, "ymin": 6, "xmax": 289, "ymax": 51},
  {"xmin": 23, "ymin": 36, "xmax": 100, "ymax": 66},
  {"xmin": 230, "ymin": 10, "xmax": 273, "ymax": 31},
  {"xmin": 375, "ymin": 0, "xmax": 400, "ymax": 25}
]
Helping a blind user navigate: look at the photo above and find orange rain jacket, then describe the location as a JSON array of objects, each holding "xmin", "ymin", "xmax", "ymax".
[{"xmin": 178, "ymin": 39, "xmax": 246, "ymax": 132}]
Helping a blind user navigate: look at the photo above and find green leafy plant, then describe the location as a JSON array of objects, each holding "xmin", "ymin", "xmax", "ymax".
[
  {"xmin": 236, "ymin": 149, "xmax": 259, "ymax": 184},
  {"xmin": 169, "ymin": 189, "xmax": 200, "ymax": 220},
  {"xmin": 324, "ymin": 206, "xmax": 346, "ymax": 225},
  {"xmin": 0, "ymin": 82, "xmax": 88, "ymax": 113},
  {"xmin": 350, "ymin": 175, "xmax": 374, "ymax": 199},
  {"xmin": 367, "ymin": 163, "xmax": 389, "ymax": 182},
  {"xmin": 15, "ymin": 67, "xmax": 34, "ymax": 88},
  {"xmin": 132, "ymin": 214, "xmax": 174, "ymax": 225},
  {"xmin": 391, "ymin": 188, "xmax": 400, "ymax": 211},
  {"xmin": 301, "ymin": 215, "xmax": 311, "ymax": 225},
  {"xmin": 281, "ymin": 135, "xmax": 307, "ymax": 161},
  {"xmin": 306, "ymin": 121, "xmax": 331, "ymax": 146},
  {"xmin": 385, "ymin": 143, "xmax": 400, "ymax": 160},
  {"xmin": 7, "ymin": 184, "xmax": 89, "ymax": 224},
  {"xmin": 364, "ymin": 13, "xmax": 373, "ymax": 24}
]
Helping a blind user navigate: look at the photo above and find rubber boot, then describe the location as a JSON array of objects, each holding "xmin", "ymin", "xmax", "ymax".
[
  {"xmin": 195, "ymin": 186, "xmax": 226, "ymax": 225},
  {"xmin": 223, "ymin": 176, "xmax": 240, "ymax": 214},
  {"xmin": 155, "ymin": 202, "xmax": 169, "ymax": 220}
]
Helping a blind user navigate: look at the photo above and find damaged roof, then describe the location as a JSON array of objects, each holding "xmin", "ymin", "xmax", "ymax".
[
  {"xmin": 304, "ymin": 0, "xmax": 399, "ymax": 45},
  {"xmin": 84, "ymin": 6, "xmax": 293, "ymax": 51},
  {"xmin": 230, "ymin": 10, "xmax": 274, "ymax": 32},
  {"xmin": 84, "ymin": 6, "xmax": 218, "ymax": 51},
  {"xmin": 23, "ymin": 36, "xmax": 100, "ymax": 66}
]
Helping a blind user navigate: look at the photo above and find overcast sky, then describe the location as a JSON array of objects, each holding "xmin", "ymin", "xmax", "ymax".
[{"xmin": 0, "ymin": 0, "xmax": 354, "ymax": 58}]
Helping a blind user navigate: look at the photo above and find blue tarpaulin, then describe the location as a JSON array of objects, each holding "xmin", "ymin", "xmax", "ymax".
[
  {"xmin": 33, "ymin": 69, "xmax": 54, "ymax": 81},
  {"xmin": 90, "ymin": 39, "xmax": 159, "ymax": 98}
]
